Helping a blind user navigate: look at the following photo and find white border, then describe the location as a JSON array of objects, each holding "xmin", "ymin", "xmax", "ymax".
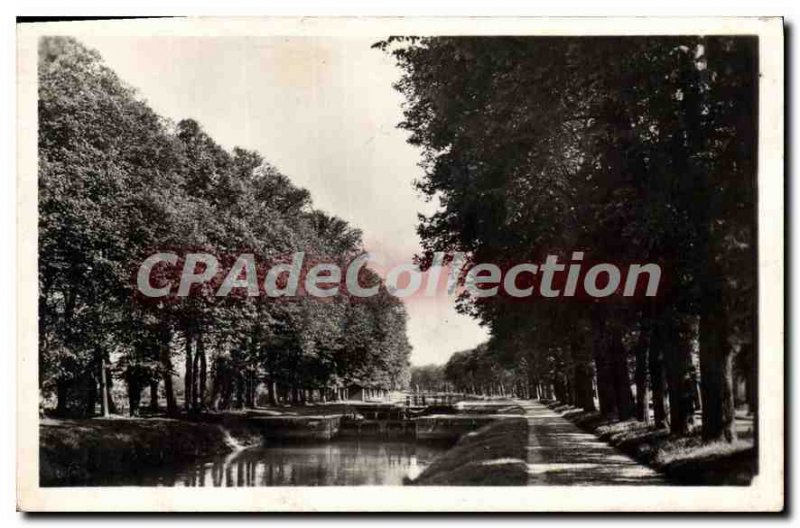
[{"xmin": 16, "ymin": 16, "xmax": 784, "ymax": 512}]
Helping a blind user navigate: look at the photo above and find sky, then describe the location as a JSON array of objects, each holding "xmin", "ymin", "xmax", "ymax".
[{"xmin": 78, "ymin": 35, "xmax": 489, "ymax": 366}]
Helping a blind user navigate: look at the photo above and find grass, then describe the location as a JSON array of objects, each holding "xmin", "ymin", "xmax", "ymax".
[
  {"xmin": 546, "ymin": 402, "xmax": 756, "ymax": 485},
  {"xmin": 39, "ymin": 402, "xmax": 416, "ymax": 486},
  {"xmin": 410, "ymin": 417, "xmax": 529, "ymax": 486},
  {"xmin": 39, "ymin": 402, "xmax": 389, "ymax": 486},
  {"xmin": 655, "ymin": 437, "xmax": 753, "ymax": 465},
  {"xmin": 40, "ymin": 417, "xmax": 241, "ymax": 486}
]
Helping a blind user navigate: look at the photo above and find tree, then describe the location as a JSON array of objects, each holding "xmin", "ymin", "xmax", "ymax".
[
  {"xmin": 38, "ymin": 37, "xmax": 412, "ymax": 416},
  {"xmin": 379, "ymin": 36, "xmax": 756, "ymax": 442}
]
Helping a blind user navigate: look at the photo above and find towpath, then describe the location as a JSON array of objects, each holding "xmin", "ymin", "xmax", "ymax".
[{"xmin": 520, "ymin": 400, "xmax": 666, "ymax": 485}]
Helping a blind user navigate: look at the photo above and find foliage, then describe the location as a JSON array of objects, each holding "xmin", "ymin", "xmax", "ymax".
[
  {"xmin": 379, "ymin": 36, "xmax": 757, "ymax": 442},
  {"xmin": 39, "ymin": 37, "xmax": 412, "ymax": 416}
]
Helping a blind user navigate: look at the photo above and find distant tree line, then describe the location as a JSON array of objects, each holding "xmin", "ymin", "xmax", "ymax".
[
  {"xmin": 379, "ymin": 36, "xmax": 757, "ymax": 443},
  {"xmin": 409, "ymin": 364, "xmax": 446, "ymax": 392},
  {"xmin": 39, "ymin": 37, "xmax": 411, "ymax": 417}
]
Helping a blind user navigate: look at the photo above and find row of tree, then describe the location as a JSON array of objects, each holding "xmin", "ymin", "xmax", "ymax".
[
  {"xmin": 408, "ymin": 364, "xmax": 446, "ymax": 393},
  {"xmin": 39, "ymin": 37, "xmax": 411, "ymax": 417},
  {"xmin": 379, "ymin": 36, "xmax": 757, "ymax": 443}
]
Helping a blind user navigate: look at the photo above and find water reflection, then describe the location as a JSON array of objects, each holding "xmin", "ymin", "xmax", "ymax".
[{"xmin": 138, "ymin": 439, "xmax": 446, "ymax": 487}]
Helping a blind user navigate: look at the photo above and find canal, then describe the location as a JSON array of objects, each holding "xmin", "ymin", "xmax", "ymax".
[{"xmin": 109, "ymin": 438, "xmax": 449, "ymax": 487}]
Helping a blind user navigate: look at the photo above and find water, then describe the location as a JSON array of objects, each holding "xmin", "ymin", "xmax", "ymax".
[{"xmin": 131, "ymin": 439, "xmax": 448, "ymax": 487}]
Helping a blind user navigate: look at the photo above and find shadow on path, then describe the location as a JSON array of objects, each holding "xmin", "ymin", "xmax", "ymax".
[{"xmin": 521, "ymin": 401, "xmax": 666, "ymax": 486}]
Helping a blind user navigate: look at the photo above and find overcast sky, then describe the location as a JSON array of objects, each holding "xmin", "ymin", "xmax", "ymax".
[{"xmin": 77, "ymin": 35, "xmax": 488, "ymax": 366}]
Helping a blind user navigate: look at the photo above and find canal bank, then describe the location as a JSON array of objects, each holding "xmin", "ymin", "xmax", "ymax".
[
  {"xmin": 542, "ymin": 401, "xmax": 756, "ymax": 485},
  {"xmin": 409, "ymin": 417, "xmax": 530, "ymax": 485},
  {"xmin": 39, "ymin": 398, "xmax": 758, "ymax": 487},
  {"xmin": 39, "ymin": 401, "xmax": 522, "ymax": 486},
  {"xmin": 39, "ymin": 417, "xmax": 246, "ymax": 486},
  {"xmin": 39, "ymin": 414, "xmax": 450, "ymax": 487}
]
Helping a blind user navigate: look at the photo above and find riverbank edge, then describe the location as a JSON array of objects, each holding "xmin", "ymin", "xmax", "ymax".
[
  {"xmin": 409, "ymin": 416, "xmax": 529, "ymax": 486},
  {"xmin": 543, "ymin": 401, "xmax": 756, "ymax": 485},
  {"xmin": 39, "ymin": 416, "xmax": 261, "ymax": 486}
]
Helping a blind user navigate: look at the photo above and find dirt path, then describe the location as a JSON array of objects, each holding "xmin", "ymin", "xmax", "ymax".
[{"xmin": 521, "ymin": 401, "xmax": 666, "ymax": 485}]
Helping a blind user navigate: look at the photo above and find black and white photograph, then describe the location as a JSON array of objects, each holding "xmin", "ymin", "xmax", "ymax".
[{"xmin": 15, "ymin": 16, "xmax": 784, "ymax": 512}]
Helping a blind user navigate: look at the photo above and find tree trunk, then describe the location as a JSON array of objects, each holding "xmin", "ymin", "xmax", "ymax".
[
  {"xmin": 235, "ymin": 372, "xmax": 245, "ymax": 408},
  {"xmin": 655, "ymin": 304, "xmax": 695, "ymax": 435},
  {"xmin": 664, "ymin": 338, "xmax": 695, "ymax": 436},
  {"xmin": 55, "ymin": 379, "xmax": 69, "ymax": 417},
  {"xmin": 99, "ymin": 354, "xmax": 110, "ymax": 418},
  {"xmin": 574, "ymin": 363, "xmax": 595, "ymax": 411},
  {"xmin": 743, "ymin": 344, "xmax": 756, "ymax": 415},
  {"xmin": 634, "ymin": 321, "xmax": 651, "ymax": 424},
  {"xmin": 191, "ymin": 340, "xmax": 201, "ymax": 411},
  {"xmin": 699, "ymin": 282, "xmax": 737, "ymax": 442},
  {"xmin": 184, "ymin": 328, "xmax": 193, "ymax": 413},
  {"xmin": 570, "ymin": 333, "xmax": 595, "ymax": 411},
  {"xmin": 127, "ymin": 379, "xmax": 141, "ymax": 417},
  {"xmin": 566, "ymin": 366, "xmax": 575, "ymax": 406},
  {"xmin": 609, "ymin": 326, "xmax": 634, "ymax": 420},
  {"xmin": 104, "ymin": 364, "xmax": 117, "ymax": 414},
  {"xmin": 160, "ymin": 328, "xmax": 177, "ymax": 416},
  {"xmin": 592, "ymin": 319, "xmax": 617, "ymax": 417},
  {"xmin": 246, "ymin": 370, "xmax": 255, "ymax": 408},
  {"xmin": 648, "ymin": 316, "xmax": 667, "ymax": 428},
  {"xmin": 85, "ymin": 375, "xmax": 97, "ymax": 417},
  {"xmin": 197, "ymin": 331, "xmax": 207, "ymax": 410},
  {"xmin": 676, "ymin": 44, "xmax": 736, "ymax": 443},
  {"xmin": 149, "ymin": 380, "xmax": 159, "ymax": 413},
  {"xmin": 553, "ymin": 370, "xmax": 565, "ymax": 403}
]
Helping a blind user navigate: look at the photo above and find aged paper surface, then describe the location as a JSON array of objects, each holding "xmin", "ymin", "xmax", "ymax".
[{"xmin": 17, "ymin": 17, "xmax": 783, "ymax": 511}]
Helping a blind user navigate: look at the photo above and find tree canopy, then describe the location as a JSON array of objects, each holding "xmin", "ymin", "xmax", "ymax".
[
  {"xmin": 379, "ymin": 36, "xmax": 757, "ymax": 442},
  {"xmin": 39, "ymin": 37, "xmax": 412, "ymax": 416}
]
